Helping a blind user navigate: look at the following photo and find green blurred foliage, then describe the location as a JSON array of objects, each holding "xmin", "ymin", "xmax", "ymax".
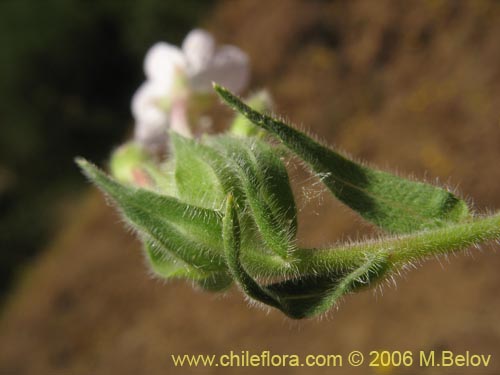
[{"xmin": 0, "ymin": 0, "xmax": 215, "ymax": 297}]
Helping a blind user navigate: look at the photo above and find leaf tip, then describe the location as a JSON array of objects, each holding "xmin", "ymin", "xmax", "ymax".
[
  {"xmin": 212, "ymin": 81, "xmax": 224, "ymax": 96},
  {"xmin": 213, "ymin": 82, "xmax": 236, "ymax": 104},
  {"xmin": 75, "ymin": 157, "xmax": 95, "ymax": 178},
  {"xmin": 74, "ymin": 156, "xmax": 87, "ymax": 168}
]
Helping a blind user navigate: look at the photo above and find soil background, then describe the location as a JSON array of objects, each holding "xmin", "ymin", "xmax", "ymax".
[{"xmin": 2, "ymin": 1, "xmax": 500, "ymax": 374}]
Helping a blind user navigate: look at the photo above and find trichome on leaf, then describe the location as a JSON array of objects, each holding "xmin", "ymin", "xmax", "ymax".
[{"xmin": 77, "ymin": 84, "xmax": 500, "ymax": 319}]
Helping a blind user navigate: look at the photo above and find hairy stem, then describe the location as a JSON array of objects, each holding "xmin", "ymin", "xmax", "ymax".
[{"xmin": 241, "ymin": 212, "xmax": 500, "ymax": 279}]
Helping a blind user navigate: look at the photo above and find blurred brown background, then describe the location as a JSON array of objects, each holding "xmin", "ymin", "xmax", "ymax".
[{"xmin": 1, "ymin": 1, "xmax": 500, "ymax": 374}]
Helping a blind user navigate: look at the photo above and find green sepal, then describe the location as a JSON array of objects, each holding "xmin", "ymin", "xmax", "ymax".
[{"xmin": 214, "ymin": 84, "xmax": 470, "ymax": 234}]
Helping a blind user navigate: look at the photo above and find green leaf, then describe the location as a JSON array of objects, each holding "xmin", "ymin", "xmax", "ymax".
[
  {"xmin": 76, "ymin": 158, "xmax": 226, "ymax": 272},
  {"xmin": 223, "ymin": 196, "xmax": 500, "ymax": 319},
  {"xmin": 145, "ymin": 239, "xmax": 199, "ymax": 278},
  {"xmin": 195, "ymin": 270, "xmax": 234, "ymax": 292},
  {"xmin": 212, "ymin": 136, "xmax": 297, "ymax": 258},
  {"xmin": 171, "ymin": 133, "xmax": 226, "ymax": 209},
  {"xmin": 222, "ymin": 194, "xmax": 283, "ymax": 309},
  {"xmin": 238, "ymin": 211, "xmax": 500, "ymax": 281},
  {"xmin": 145, "ymin": 240, "xmax": 232, "ymax": 291},
  {"xmin": 170, "ymin": 132, "xmax": 297, "ymax": 259},
  {"xmin": 264, "ymin": 252, "xmax": 389, "ymax": 318},
  {"xmin": 229, "ymin": 90, "xmax": 272, "ymax": 137},
  {"xmin": 223, "ymin": 192, "xmax": 389, "ymax": 319},
  {"xmin": 214, "ymin": 84, "xmax": 470, "ymax": 234}
]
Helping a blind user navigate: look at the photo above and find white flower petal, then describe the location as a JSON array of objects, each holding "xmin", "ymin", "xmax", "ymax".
[
  {"xmin": 144, "ymin": 42, "xmax": 186, "ymax": 84},
  {"xmin": 182, "ymin": 29, "xmax": 215, "ymax": 75},
  {"xmin": 189, "ymin": 45, "xmax": 249, "ymax": 93},
  {"xmin": 131, "ymin": 81, "xmax": 170, "ymax": 129},
  {"xmin": 132, "ymin": 81, "xmax": 172, "ymax": 150}
]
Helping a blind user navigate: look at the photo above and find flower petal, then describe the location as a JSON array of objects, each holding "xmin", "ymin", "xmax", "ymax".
[
  {"xmin": 182, "ymin": 29, "xmax": 215, "ymax": 75},
  {"xmin": 189, "ymin": 45, "xmax": 250, "ymax": 93},
  {"xmin": 144, "ymin": 42, "xmax": 186, "ymax": 84},
  {"xmin": 131, "ymin": 81, "xmax": 171, "ymax": 127}
]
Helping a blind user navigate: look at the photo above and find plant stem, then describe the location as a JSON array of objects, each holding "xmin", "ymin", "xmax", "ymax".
[{"xmin": 241, "ymin": 212, "xmax": 500, "ymax": 279}]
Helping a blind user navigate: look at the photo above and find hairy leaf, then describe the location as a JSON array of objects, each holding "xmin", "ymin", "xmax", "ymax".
[
  {"xmin": 145, "ymin": 240, "xmax": 232, "ymax": 291},
  {"xmin": 215, "ymin": 84, "xmax": 470, "ymax": 234},
  {"xmin": 222, "ymin": 194, "xmax": 283, "ymax": 309},
  {"xmin": 76, "ymin": 158, "xmax": 226, "ymax": 272},
  {"xmin": 171, "ymin": 133, "xmax": 226, "ymax": 209},
  {"xmin": 230, "ymin": 90, "xmax": 272, "ymax": 137},
  {"xmin": 212, "ymin": 136, "xmax": 297, "ymax": 258},
  {"xmin": 223, "ymin": 193, "xmax": 389, "ymax": 319},
  {"xmin": 265, "ymin": 252, "xmax": 389, "ymax": 319}
]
